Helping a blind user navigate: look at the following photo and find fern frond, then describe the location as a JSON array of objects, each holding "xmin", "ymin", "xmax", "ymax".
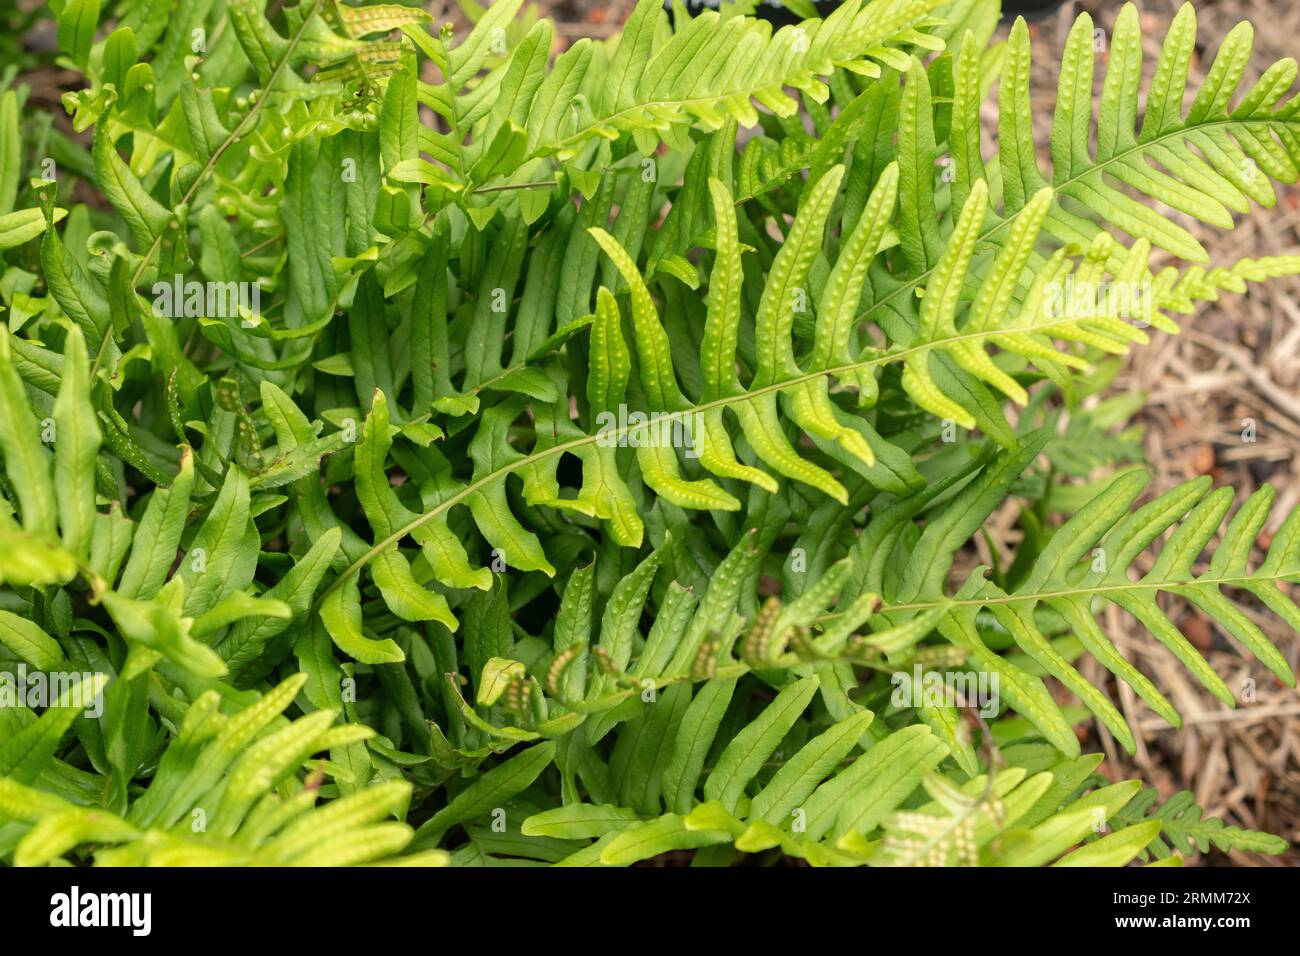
[
  {"xmin": 843, "ymin": 457, "xmax": 1300, "ymax": 754},
  {"xmin": 0, "ymin": 675, "xmax": 441, "ymax": 866},
  {"xmin": 396, "ymin": 0, "xmax": 949, "ymax": 206},
  {"xmin": 862, "ymin": 2, "xmax": 1300, "ymax": 430},
  {"xmin": 939, "ymin": 3, "xmax": 1300, "ymax": 267},
  {"xmin": 522, "ymin": 713, "xmax": 1169, "ymax": 867},
  {"xmin": 1106, "ymin": 787, "xmax": 1290, "ymax": 860},
  {"xmin": 0, "ymin": 332, "xmax": 335, "ymax": 691}
]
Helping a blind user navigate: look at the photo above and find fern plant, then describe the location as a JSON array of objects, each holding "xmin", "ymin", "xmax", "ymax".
[{"xmin": 0, "ymin": 0, "xmax": 1296, "ymax": 867}]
